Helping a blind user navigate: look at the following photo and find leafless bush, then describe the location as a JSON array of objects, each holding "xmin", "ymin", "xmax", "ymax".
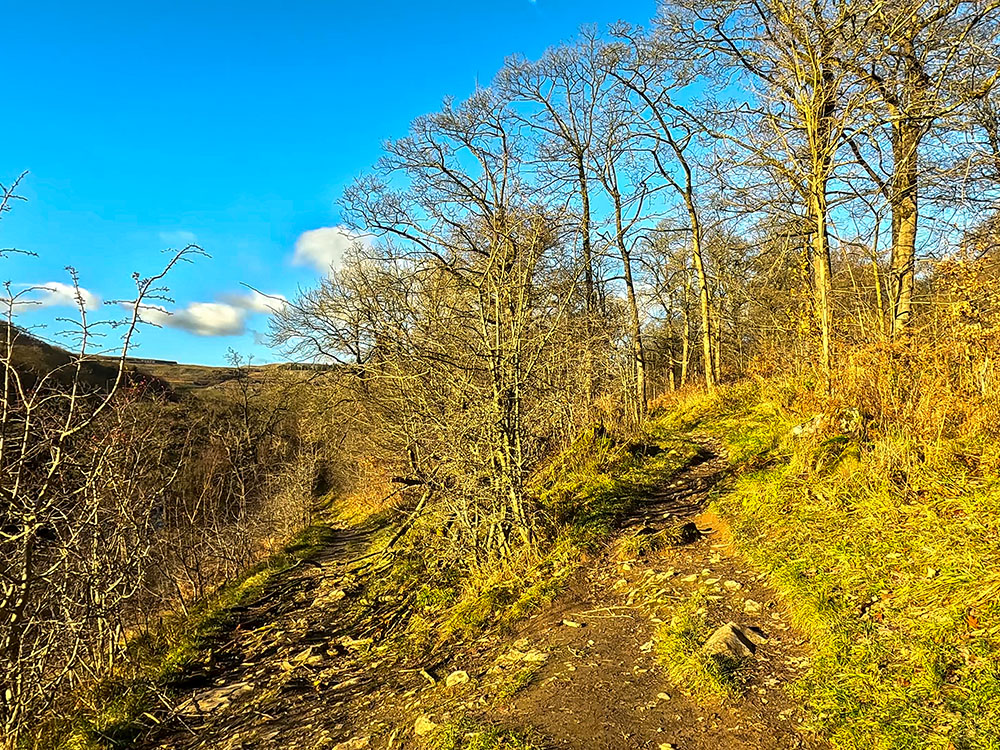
[{"xmin": 0, "ymin": 193, "xmax": 203, "ymax": 744}]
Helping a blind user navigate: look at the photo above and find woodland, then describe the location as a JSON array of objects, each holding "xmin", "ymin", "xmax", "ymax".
[{"xmin": 3, "ymin": 0, "xmax": 1000, "ymax": 748}]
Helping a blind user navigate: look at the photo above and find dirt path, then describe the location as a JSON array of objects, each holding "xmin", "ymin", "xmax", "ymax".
[
  {"xmin": 490, "ymin": 441, "xmax": 826, "ymax": 749},
  {"xmin": 136, "ymin": 526, "xmax": 398, "ymax": 750},
  {"xmin": 136, "ymin": 441, "xmax": 825, "ymax": 750}
]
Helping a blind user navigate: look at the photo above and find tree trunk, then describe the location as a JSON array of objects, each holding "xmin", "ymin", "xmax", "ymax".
[
  {"xmin": 890, "ymin": 119, "xmax": 919, "ymax": 336},
  {"xmin": 688, "ymin": 202, "xmax": 716, "ymax": 392},
  {"xmin": 577, "ymin": 155, "xmax": 596, "ymax": 315},
  {"xmin": 811, "ymin": 186, "xmax": 834, "ymax": 386},
  {"xmin": 614, "ymin": 193, "xmax": 647, "ymax": 421},
  {"xmin": 577, "ymin": 155, "xmax": 597, "ymax": 408},
  {"xmin": 681, "ymin": 282, "xmax": 691, "ymax": 387},
  {"xmin": 711, "ymin": 305, "xmax": 722, "ymax": 385}
]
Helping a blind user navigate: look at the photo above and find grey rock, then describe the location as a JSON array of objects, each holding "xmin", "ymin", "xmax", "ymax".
[
  {"xmin": 414, "ymin": 716, "xmax": 438, "ymax": 736},
  {"xmin": 333, "ymin": 739, "xmax": 370, "ymax": 750},
  {"xmin": 703, "ymin": 622, "xmax": 757, "ymax": 660},
  {"xmin": 791, "ymin": 415, "xmax": 824, "ymax": 438}
]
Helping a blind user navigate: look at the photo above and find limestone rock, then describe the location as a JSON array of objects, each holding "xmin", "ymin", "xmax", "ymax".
[
  {"xmin": 179, "ymin": 681, "xmax": 254, "ymax": 716},
  {"xmin": 703, "ymin": 622, "xmax": 757, "ymax": 660},
  {"xmin": 414, "ymin": 716, "xmax": 438, "ymax": 736},
  {"xmin": 744, "ymin": 598, "xmax": 762, "ymax": 614},
  {"xmin": 792, "ymin": 414, "xmax": 824, "ymax": 437},
  {"xmin": 333, "ymin": 738, "xmax": 370, "ymax": 750},
  {"xmin": 498, "ymin": 646, "xmax": 549, "ymax": 664}
]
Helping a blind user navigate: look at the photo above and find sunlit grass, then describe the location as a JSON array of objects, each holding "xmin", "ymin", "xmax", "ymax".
[
  {"xmin": 654, "ymin": 589, "xmax": 745, "ymax": 700},
  {"xmin": 659, "ymin": 381, "xmax": 1000, "ymax": 750},
  {"xmin": 378, "ymin": 422, "xmax": 703, "ymax": 656},
  {"xmin": 423, "ymin": 717, "xmax": 543, "ymax": 750}
]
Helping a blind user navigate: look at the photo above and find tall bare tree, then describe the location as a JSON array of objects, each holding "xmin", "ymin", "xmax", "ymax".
[
  {"xmin": 661, "ymin": 0, "xmax": 862, "ymax": 383},
  {"xmin": 839, "ymin": 0, "xmax": 1000, "ymax": 335},
  {"xmin": 607, "ymin": 27, "xmax": 718, "ymax": 391}
]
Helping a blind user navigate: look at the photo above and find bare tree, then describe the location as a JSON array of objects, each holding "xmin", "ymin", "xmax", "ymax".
[
  {"xmin": 0, "ymin": 182, "xmax": 203, "ymax": 744},
  {"xmin": 839, "ymin": 0, "xmax": 1000, "ymax": 335},
  {"xmin": 661, "ymin": 0, "xmax": 865, "ymax": 384},
  {"xmin": 607, "ymin": 26, "xmax": 718, "ymax": 391}
]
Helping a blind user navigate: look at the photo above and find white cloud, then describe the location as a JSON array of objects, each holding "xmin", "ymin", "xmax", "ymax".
[
  {"xmin": 220, "ymin": 290, "xmax": 288, "ymax": 314},
  {"xmin": 128, "ymin": 289, "xmax": 286, "ymax": 338},
  {"xmin": 292, "ymin": 226, "xmax": 369, "ymax": 273},
  {"xmin": 33, "ymin": 282, "xmax": 102, "ymax": 311},
  {"xmin": 136, "ymin": 302, "xmax": 246, "ymax": 337},
  {"xmin": 159, "ymin": 230, "xmax": 198, "ymax": 247}
]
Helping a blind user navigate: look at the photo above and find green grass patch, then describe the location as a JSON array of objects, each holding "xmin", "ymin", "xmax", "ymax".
[
  {"xmin": 380, "ymin": 422, "xmax": 702, "ymax": 657},
  {"xmin": 423, "ymin": 717, "xmax": 543, "ymax": 750},
  {"xmin": 613, "ymin": 520, "xmax": 702, "ymax": 561},
  {"xmin": 534, "ymin": 424, "xmax": 701, "ymax": 549},
  {"xmin": 492, "ymin": 663, "xmax": 543, "ymax": 701},
  {"xmin": 658, "ymin": 381, "xmax": 1000, "ymax": 750},
  {"xmin": 654, "ymin": 589, "xmax": 746, "ymax": 700}
]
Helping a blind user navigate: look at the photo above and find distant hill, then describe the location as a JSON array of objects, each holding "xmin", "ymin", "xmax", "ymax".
[
  {"xmin": 2, "ymin": 324, "xmax": 179, "ymax": 397},
  {"xmin": 3, "ymin": 324, "xmax": 137, "ymax": 386},
  {"xmin": 2, "ymin": 324, "xmax": 331, "ymax": 396}
]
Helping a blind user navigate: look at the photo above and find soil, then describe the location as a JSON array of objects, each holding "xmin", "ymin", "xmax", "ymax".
[
  {"xmin": 134, "ymin": 441, "xmax": 827, "ymax": 750},
  {"xmin": 494, "ymin": 442, "xmax": 825, "ymax": 749}
]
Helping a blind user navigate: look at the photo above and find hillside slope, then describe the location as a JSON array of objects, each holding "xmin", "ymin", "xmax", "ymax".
[
  {"xmin": 88, "ymin": 411, "xmax": 827, "ymax": 750},
  {"xmin": 75, "ymin": 381, "xmax": 1000, "ymax": 750}
]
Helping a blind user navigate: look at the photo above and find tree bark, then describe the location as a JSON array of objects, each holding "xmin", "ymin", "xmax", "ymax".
[
  {"xmin": 614, "ymin": 194, "xmax": 647, "ymax": 420},
  {"xmin": 681, "ymin": 281, "xmax": 691, "ymax": 387},
  {"xmin": 890, "ymin": 119, "xmax": 919, "ymax": 336},
  {"xmin": 688, "ymin": 203, "xmax": 716, "ymax": 392},
  {"xmin": 811, "ymin": 185, "xmax": 834, "ymax": 386}
]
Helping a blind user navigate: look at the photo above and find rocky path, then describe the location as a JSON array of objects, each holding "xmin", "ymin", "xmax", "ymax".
[
  {"xmin": 136, "ymin": 526, "xmax": 401, "ymax": 750},
  {"xmin": 489, "ymin": 441, "xmax": 826, "ymax": 749},
  {"xmin": 136, "ymin": 440, "xmax": 826, "ymax": 750}
]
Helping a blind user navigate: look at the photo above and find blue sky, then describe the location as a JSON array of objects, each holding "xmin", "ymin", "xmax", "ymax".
[{"xmin": 2, "ymin": 0, "xmax": 657, "ymax": 364}]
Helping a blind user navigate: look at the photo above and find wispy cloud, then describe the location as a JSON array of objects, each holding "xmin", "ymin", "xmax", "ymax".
[
  {"xmin": 136, "ymin": 301, "xmax": 246, "ymax": 337},
  {"xmin": 129, "ymin": 289, "xmax": 286, "ymax": 338},
  {"xmin": 292, "ymin": 226, "xmax": 370, "ymax": 274},
  {"xmin": 220, "ymin": 289, "xmax": 288, "ymax": 314},
  {"xmin": 31, "ymin": 282, "xmax": 103, "ymax": 311}
]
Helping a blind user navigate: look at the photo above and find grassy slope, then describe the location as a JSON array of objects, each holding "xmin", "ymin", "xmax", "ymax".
[
  {"xmin": 58, "ymin": 379, "xmax": 1000, "ymax": 750},
  {"xmin": 56, "ymin": 423, "xmax": 698, "ymax": 750},
  {"xmin": 657, "ymin": 382, "xmax": 1000, "ymax": 750},
  {"xmin": 397, "ymin": 425, "xmax": 701, "ymax": 651}
]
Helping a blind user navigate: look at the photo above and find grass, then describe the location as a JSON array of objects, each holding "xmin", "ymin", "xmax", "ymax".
[
  {"xmin": 42, "ymin": 523, "xmax": 341, "ymax": 750},
  {"xmin": 534, "ymin": 424, "xmax": 701, "ymax": 549},
  {"xmin": 423, "ymin": 718, "xmax": 543, "ymax": 750},
  {"xmin": 613, "ymin": 520, "xmax": 702, "ymax": 561},
  {"xmin": 492, "ymin": 664, "xmax": 543, "ymax": 701},
  {"xmin": 655, "ymin": 380, "xmax": 1000, "ymax": 750},
  {"xmin": 375, "ymin": 423, "xmax": 702, "ymax": 657},
  {"xmin": 654, "ymin": 589, "xmax": 746, "ymax": 700}
]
